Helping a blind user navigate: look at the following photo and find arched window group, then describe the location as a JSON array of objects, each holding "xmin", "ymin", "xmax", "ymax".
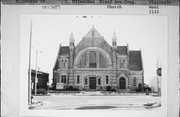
[
  {"xmin": 78, "ymin": 50, "xmax": 107, "ymax": 68},
  {"xmin": 119, "ymin": 59, "xmax": 126, "ymax": 69},
  {"xmin": 59, "ymin": 59, "xmax": 68, "ymax": 68}
]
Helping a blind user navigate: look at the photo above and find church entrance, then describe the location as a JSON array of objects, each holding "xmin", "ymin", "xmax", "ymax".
[
  {"xmin": 119, "ymin": 77, "xmax": 126, "ymax": 89},
  {"xmin": 89, "ymin": 77, "xmax": 96, "ymax": 89}
]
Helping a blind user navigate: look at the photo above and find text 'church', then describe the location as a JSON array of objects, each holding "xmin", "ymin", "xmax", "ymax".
[{"xmin": 53, "ymin": 26, "xmax": 144, "ymax": 92}]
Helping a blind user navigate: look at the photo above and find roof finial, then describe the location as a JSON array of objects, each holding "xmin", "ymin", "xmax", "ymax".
[
  {"xmin": 92, "ymin": 25, "xmax": 94, "ymax": 28},
  {"xmin": 112, "ymin": 30, "xmax": 117, "ymax": 41},
  {"xmin": 69, "ymin": 31, "xmax": 74, "ymax": 42}
]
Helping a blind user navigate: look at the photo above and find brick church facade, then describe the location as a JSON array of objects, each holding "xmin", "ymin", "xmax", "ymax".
[{"xmin": 53, "ymin": 27, "xmax": 144, "ymax": 92}]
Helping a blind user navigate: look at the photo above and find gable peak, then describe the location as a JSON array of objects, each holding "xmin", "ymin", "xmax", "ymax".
[{"xmin": 84, "ymin": 26, "xmax": 102, "ymax": 38}]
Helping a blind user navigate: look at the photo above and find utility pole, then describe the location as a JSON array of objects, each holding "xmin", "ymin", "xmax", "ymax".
[
  {"xmin": 35, "ymin": 50, "xmax": 38, "ymax": 95},
  {"xmin": 156, "ymin": 58, "xmax": 161, "ymax": 96},
  {"xmin": 28, "ymin": 22, "xmax": 32, "ymax": 105},
  {"xmin": 156, "ymin": 59, "xmax": 159, "ymax": 95},
  {"xmin": 35, "ymin": 50, "xmax": 42, "ymax": 95}
]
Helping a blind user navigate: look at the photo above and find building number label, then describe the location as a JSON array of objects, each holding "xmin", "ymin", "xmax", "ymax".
[{"xmin": 149, "ymin": 5, "xmax": 159, "ymax": 14}]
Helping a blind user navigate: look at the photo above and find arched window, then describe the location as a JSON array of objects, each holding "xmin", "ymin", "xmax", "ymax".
[
  {"xmin": 133, "ymin": 77, "xmax": 137, "ymax": 86},
  {"xmin": 119, "ymin": 59, "xmax": 126, "ymax": 69},
  {"xmin": 60, "ymin": 59, "xmax": 68, "ymax": 68},
  {"xmin": 119, "ymin": 59, "xmax": 122, "ymax": 68},
  {"xmin": 79, "ymin": 53, "xmax": 87, "ymax": 68},
  {"xmin": 122, "ymin": 59, "xmax": 126, "ymax": 69},
  {"xmin": 77, "ymin": 75, "xmax": 80, "ymax": 84},
  {"xmin": 89, "ymin": 51, "xmax": 97, "ymax": 68},
  {"xmin": 61, "ymin": 75, "xmax": 66, "ymax": 84},
  {"xmin": 78, "ymin": 50, "xmax": 107, "ymax": 68},
  {"xmin": 98, "ymin": 78, "xmax": 101, "ymax": 85},
  {"xmin": 106, "ymin": 75, "xmax": 109, "ymax": 84},
  {"xmin": 99, "ymin": 53, "xmax": 106, "ymax": 68},
  {"xmin": 85, "ymin": 78, "xmax": 88, "ymax": 85}
]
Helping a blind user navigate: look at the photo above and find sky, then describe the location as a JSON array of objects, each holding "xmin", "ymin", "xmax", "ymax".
[{"xmin": 20, "ymin": 15, "xmax": 167, "ymax": 85}]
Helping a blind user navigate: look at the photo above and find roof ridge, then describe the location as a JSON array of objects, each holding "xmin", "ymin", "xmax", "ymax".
[{"xmin": 61, "ymin": 46, "xmax": 69, "ymax": 47}]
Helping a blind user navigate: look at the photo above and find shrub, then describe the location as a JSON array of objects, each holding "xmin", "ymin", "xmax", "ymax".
[
  {"xmin": 66, "ymin": 86, "xmax": 73, "ymax": 90},
  {"xmin": 110, "ymin": 88, "xmax": 116, "ymax": 91},
  {"xmin": 143, "ymin": 87, "xmax": 152, "ymax": 92},
  {"xmin": 135, "ymin": 88, "xmax": 141, "ymax": 92},
  {"xmin": 106, "ymin": 86, "xmax": 116, "ymax": 91},
  {"xmin": 106, "ymin": 86, "xmax": 112, "ymax": 91},
  {"xmin": 65, "ymin": 86, "xmax": 80, "ymax": 91}
]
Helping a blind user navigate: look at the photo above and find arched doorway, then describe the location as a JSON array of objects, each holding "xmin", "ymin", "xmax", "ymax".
[{"xmin": 119, "ymin": 77, "xmax": 126, "ymax": 89}]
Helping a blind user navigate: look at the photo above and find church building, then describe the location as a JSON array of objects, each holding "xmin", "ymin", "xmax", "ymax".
[{"xmin": 53, "ymin": 26, "xmax": 144, "ymax": 92}]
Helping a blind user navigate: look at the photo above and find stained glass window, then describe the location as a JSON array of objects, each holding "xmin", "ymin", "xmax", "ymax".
[
  {"xmin": 89, "ymin": 51, "xmax": 97, "ymax": 68},
  {"xmin": 79, "ymin": 50, "xmax": 107, "ymax": 68},
  {"xmin": 99, "ymin": 53, "xmax": 106, "ymax": 68}
]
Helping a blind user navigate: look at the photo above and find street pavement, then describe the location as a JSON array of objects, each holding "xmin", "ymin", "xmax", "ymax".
[{"xmin": 31, "ymin": 95, "xmax": 161, "ymax": 110}]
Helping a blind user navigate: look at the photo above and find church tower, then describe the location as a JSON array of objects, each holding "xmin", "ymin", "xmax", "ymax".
[
  {"xmin": 112, "ymin": 31, "xmax": 117, "ymax": 69},
  {"xmin": 69, "ymin": 32, "xmax": 75, "ymax": 69}
]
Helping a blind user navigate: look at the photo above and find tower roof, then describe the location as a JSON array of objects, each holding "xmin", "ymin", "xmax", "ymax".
[
  {"xmin": 112, "ymin": 31, "xmax": 117, "ymax": 41},
  {"xmin": 59, "ymin": 46, "xmax": 70, "ymax": 56},
  {"xmin": 84, "ymin": 26, "xmax": 102, "ymax": 38},
  {"xmin": 69, "ymin": 32, "xmax": 75, "ymax": 42},
  {"xmin": 129, "ymin": 51, "xmax": 143, "ymax": 71},
  {"xmin": 117, "ymin": 46, "xmax": 127, "ymax": 55}
]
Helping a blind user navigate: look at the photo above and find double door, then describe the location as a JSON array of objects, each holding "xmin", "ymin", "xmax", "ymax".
[{"xmin": 89, "ymin": 77, "xmax": 96, "ymax": 89}]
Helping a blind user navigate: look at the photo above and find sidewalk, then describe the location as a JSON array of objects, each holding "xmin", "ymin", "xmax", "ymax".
[
  {"xmin": 29, "ymin": 100, "xmax": 43, "ymax": 109},
  {"xmin": 29, "ymin": 93, "xmax": 161, "ymax": 110},
  {"xmin": 48, "ymin": 91, "xmax": 157, "ymax": 96},
  {"xmin": 30, "ymin": 100, "xmax": 161, "ymax": 110}
]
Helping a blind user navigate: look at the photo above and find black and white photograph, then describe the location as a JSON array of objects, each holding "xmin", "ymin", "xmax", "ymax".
[
  {"xmin": 1, "ymin": 1, "xmax": 179, "ymax": 117},
  {"xmin": 1, "ymin": 0, "xmax": 179, "ymax": 117},
  {"xmin": 20, "ymin": 15, "xmax": 167, "ymax": 111}
]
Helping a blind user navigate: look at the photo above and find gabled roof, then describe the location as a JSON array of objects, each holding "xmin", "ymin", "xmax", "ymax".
[
  {"xmin": 84, "ymin": 27, "xmax": 102, "ymax": 38},
  {"xmin": 117, "ymin": 46, "xmax": 128, "ymax": 55},
  {"xmin": 53, "ymin": 46, "xmax": 70, "ymax": 70},
  {"xmin": 75, "ymin": 27, "xmax": 111, "ymax": 57},
  {"xmin": 129, "ymin": 51, "xmax": 143, "ymax": 71},
  {"xmin": 59, "ymin": 46, "xmax": 69, "ymax": 56}
]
